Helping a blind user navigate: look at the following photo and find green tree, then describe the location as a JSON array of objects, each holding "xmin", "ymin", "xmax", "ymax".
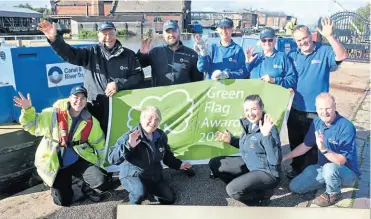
[
  {"xmin": 15, "ymin": 3, "xmax": 33, "ymax": 9},
  {"xmin": 15, "ymin": 4, "xmax": 51, "ymax": 19},
  {"xmin": 356, "ymin": 3, "xmax": 370, "ymax": 20},
  {"xmin": 352, "ymin": 3, "xmax": 370, "ymax": 33}
]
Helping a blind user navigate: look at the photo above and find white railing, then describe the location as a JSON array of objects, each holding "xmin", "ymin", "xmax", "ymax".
[{"xmin": 0, "ymin": 35, "xmax": 46, "ymax": 40}]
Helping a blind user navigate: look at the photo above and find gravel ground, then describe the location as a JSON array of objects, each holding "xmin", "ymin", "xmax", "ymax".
[{"xmin": 45, "ymin": 146, "xmax": 314, "ymax": 219}]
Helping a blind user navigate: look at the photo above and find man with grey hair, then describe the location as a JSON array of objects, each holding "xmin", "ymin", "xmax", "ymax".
[
  {"xmin": 286, "ymin": 17, "xmax": 348, "ymax": 179},
  {"xmin": 38, "ymin": 20, "xmax": 144, "ymax": 134},
  {"xmin": 283, "ymin": 93, "xmax": 360, "ymax": 207},
  {"xmin": 137, "ymin": 20, "xmax": 203, "ymax": 87},
  {"xmin": 108, "ymin": 106, "xmax": 193, "ymax": 204}
]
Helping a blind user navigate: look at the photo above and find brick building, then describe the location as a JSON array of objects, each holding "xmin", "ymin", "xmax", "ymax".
[
  {"xmin": 50, "ymin": 0, "xmax": 192, "ymax": 34},
  {"xmin": 51, "ymin": 0, "xmax": 113, "ymax": 16},
  {"xmin": 256, "ymin": 11, "xmax": 287, "ymax": 30},
  {"xmin": 111, "ymin": 0, "xmax": 191, "ymax": 33}
]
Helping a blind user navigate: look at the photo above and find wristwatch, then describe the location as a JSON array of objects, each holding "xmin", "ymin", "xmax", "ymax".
[{"xmin": 322, "ymin": 150, "xmax": 328, "ymax": 155}]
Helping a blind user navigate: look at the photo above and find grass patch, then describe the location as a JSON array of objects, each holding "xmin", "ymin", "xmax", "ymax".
[{"xmin": 78, "ymin": 29, "xmax": 136, "ymax": 39}]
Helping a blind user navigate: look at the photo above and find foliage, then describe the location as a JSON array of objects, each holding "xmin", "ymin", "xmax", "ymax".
[
  {"xmin": 15, "ymin": 3, "xmax": 51, "ymax": 18},
  {"xmin": 144, "ymin": 29, "xmax": 153, "ymax": 38},
  {"xmin": 356, "ymin": 3, "xmax": 370, "ymax": 20},
  {"xmin": 78, "ymin": 30, "xmax": 98, "ymax": 39},
  {"xmin": 78, "ymin": 29, "xmax": 136, "ymax": 39},
  {"xmin": 116, "ymin": 29, "xmax": 136, "ymax": 36},
  {"xmin": 351, "ymin": 3, "xmax": 371, "ymax": 33}
]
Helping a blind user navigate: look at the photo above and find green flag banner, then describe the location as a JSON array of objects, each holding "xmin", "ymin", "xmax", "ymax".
[{"xmin": 104, "ymin": 79, "xmax": 293, "ymax": 171}]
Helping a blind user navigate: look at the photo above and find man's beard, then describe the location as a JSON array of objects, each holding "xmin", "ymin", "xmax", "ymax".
[{"xmin": 167, "ymin": 38, "xmax": 179, "ymax": 47}]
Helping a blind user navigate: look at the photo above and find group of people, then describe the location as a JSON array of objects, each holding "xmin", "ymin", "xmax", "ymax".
[{"xmin": 13, "ymin": 16, "xmax": 360, "ymax": 207}]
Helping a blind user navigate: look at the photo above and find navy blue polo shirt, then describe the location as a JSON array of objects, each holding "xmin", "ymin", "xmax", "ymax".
[
  {"xmin": 288, "ymin": 43, "xmax": 338, "ymax": 112},
  {"xmin": 304, "ymin": 113, "xmax": 361, "ymax": 176},
  {"xmin": 197, "ymin": 40, "xmax": 247, "ymax": 79},
  {"xmin": 246, "ymin": 49, "xmax": 297, "ymax": 88}
]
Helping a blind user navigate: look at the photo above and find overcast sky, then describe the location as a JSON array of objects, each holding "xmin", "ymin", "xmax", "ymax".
[{"xmin": 0, "ymin": 0, "xmax": 368, "ymax": 25}]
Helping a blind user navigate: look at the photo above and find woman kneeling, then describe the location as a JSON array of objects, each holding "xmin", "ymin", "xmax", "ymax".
[{"xmin": 209, "ymin": 94, "xmax": 282, "ymax": 206}]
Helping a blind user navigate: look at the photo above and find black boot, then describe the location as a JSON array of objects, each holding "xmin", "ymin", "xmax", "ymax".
[
  {"xmin": 209, "ymin": 170, "xmax": 216, "ymax": 179},
  {"xmin": 81, "ymin": 183, "xmax": 102, "ymax": 203}
]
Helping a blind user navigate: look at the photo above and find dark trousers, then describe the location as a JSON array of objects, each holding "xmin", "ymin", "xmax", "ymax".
[
  {"xmin": 120, "ymin": 175, "xmax": 175, "ymax": 205},
  {"xmin": 51, "ymin": 159, "xmax": 108, "ymax": 206},
  {"xmin": 87, "ymin": 95, "xmax": 109, "ymax": 135},
  {"xmin": 287, "ymin": 108, "xmax": 318, "ymax": 173},
  {"xmin": 209, "ymin": 156, "xmax": 279, "ymax": 205}
]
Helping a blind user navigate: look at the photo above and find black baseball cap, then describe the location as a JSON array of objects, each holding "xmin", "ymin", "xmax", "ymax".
[
  {"xmin": 163, "ymin": 20, "xmax": 179, "ymax": 31},
  {"xmin": 70, "ymin": 85, "xmax": 88, "ymax": 98},
  {"xmin": 98, "ymin": 21, "xmax": 116, "ymax": 32},
  {"xmin": 217, "ymin": 18, "xmax": 234, "ymax": 28},
  {"xmin": 260, "ymin": 27, "xmax": 276, "ymax": 39}
]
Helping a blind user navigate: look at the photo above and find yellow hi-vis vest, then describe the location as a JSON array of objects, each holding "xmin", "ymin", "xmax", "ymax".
[{"xmin": 19, "ymin": 99, "xmax": 106, "ymax": 187}]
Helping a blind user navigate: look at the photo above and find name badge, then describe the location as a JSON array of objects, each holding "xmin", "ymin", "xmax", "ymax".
[{"xmin": 311, "ymin": 60, "xmax": 321, "ymax": 64}]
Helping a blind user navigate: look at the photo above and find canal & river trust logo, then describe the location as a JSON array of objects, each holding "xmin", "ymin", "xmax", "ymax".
[{"xmin": 47, "ymin": 66, "xmax": 64, "ymax": 84}]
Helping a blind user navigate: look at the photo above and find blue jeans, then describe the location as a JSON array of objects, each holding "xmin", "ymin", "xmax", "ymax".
[
  {"xmin": 119, "ymin": 162, "xmax": 174, "ymax": 205},
  {"xmin": 289, "ymin": 163, "xmax": 357, "ymax": 195}
]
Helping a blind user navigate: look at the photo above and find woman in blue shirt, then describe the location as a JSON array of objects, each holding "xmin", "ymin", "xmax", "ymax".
[
  {"xmin": 194, "ymin": 18, "xmax": 247, "ymax": 80},
  {"xmin": 209, "ymin": 94, "xmax": 282, "ymax": 206},
  {"xmin": 245, "ymin": 27, "xmax": 297, "ymax": 89}
]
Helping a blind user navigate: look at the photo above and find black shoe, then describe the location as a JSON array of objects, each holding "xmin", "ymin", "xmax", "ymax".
[
  {"xmin": 286, "ymin": 170, "xmax": 300, "ymax": 179},
  {"xmin": 209, "ymin": 170, "xmax": 216, "ymax": 179},
  {"xmin": 81, "ymin": 183, "xmax": 102, "ymax": 203}
]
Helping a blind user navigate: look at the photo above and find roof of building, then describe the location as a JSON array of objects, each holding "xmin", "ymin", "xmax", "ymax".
[
  {"xmin": 71, "ymin": 15, "xmax": 144, "ymax": 22},
  {"xmin": 259, "ymin": 11, "xmax": 286, "ymax": 17},
  {"xmin": 0, "ymin": 6, "xmax": 42, "ymax": 18},
  {"xmin": 113, "ymin": 1, "xmax": 184, "ymax": 13}
]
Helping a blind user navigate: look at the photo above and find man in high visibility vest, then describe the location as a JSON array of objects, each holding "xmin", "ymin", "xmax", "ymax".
[{"xmin": 14, "ymin": 86, "xmax": 109, "ymax": 206}]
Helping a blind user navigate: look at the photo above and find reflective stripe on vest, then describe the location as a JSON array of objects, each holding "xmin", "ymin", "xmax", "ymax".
[
  {"xmin": 44, "ymin": 137, "xmax": 60, "ymax": 152},
  {"xmin": 91, "ymin": 133, "xmax": 105, "ymax": 145},
  {"xmin": 75, "ymin": 143, "xmax": 104, "ymax": 167},
  {"xmin": 38, "ymin": 167, "xmax": 57, "ymax": 186},
  {"xmin": 50, "ymin": 110, "xmax": 58, "ymax": 137},
  {"xmin": 23, "ymin": 114, "xmax": 38, "ymax": 130}
]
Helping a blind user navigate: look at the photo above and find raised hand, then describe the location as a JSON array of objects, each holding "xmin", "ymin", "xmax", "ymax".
[
  {"xmin": 259, "ymin": 114, "xmax": 274, "ymax": 136},
  {"xmin": 194, "ymin": 34, "xmax": 208, "ymax": 56},
  {"xmin": 245, "ymin": 46, "xmax": 257, "ymax": 63},
  {"xmin": 316, "ymin": 17, "xmax": 333, "ymax": 38},
  {"xmin": 194, "ymin": 34, "xmax": 201, "ymax": 43},
  {"xmin": 315, "ymin": 131, "xmax": 326, "ymax": 151},
  {"xmin": 140, "ymin": 37, "xmax": 153, "ymax": 54},
  {"xmin": 128, "ymin": 130, "xmax": 141, "ymax": 148},
  {"xmin": 215, "ymin": 130, "xmax": 231, "ymax": 143},
  {"xmin": 13, "ymin": 92, "xmax": 32, "ymax": 110},
  {"xmin": 37, "ymin": 20, "xmax": 57, "ymax": 41}
]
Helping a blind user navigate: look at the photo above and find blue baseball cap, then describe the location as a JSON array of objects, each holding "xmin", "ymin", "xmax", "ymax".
[
  {"xmin": 217, "ymin": 18, "xmax": 233, "ymax": 28},
  {"xmin": 70, "ymin": 85, "xmax": 87, "ymax": 97},
  {"xmin": 98, "ymin": 21, "xmax": 116, "ymax": 32},
  {"xmin": 260, "ymin": 27, "xmax": 276, "ymax": 39},
  {"xmin": 163, "ymin": 20, "xmax": 179, "ymax": 31}
]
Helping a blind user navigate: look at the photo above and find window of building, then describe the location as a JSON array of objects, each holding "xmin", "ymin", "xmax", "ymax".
[{"xmin": 154, "ymin": 17, "xmax": 163, "ymax": 22}]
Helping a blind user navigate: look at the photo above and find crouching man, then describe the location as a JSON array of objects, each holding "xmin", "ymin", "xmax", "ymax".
[
  {"xmin": 283, "ymin": 93, "xmax": 360, "ymax": 207},
  {"xmin": 14, "ymin": 86, "xmax": 109, "ymax": 206},
  {"xmin": 108, "ymin": 106, "xmax": 192, "ymax": 204}
]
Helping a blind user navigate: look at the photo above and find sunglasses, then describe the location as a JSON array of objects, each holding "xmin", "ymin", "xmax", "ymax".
[{"xmin": 261, "ymin": 39, "xmax": 274, "ymax": 43}]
